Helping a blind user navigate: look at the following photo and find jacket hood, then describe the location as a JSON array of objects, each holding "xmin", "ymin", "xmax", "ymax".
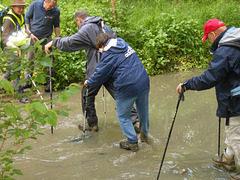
[
  {"xmin": 80, "ymin": 16, "xmax": 102, "ymax": 28},
  {"xmin": 103, "ymin": 38, "xmax": 129, "ymax": 54},
  {"xmin": 219, "ymin": 26, "xmax": 240, "ymax": 48}
]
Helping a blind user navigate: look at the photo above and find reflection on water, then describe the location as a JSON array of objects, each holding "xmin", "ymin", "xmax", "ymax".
[{"xmin": 14, "ymin": 70, "xmax": 235, "ymax": 179}]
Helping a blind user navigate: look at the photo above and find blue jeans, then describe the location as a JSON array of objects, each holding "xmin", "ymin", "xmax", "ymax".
[{"xmin": 115, "ymin": 92, "xmax": 149, "ymax": 143}]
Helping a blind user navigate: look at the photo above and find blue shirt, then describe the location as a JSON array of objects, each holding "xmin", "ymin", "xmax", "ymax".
[{"xmin": 25, "ymin": 0, "xmax": 60, "ymax": 39}]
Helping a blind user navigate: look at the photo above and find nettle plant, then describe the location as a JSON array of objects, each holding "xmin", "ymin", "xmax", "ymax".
[{"xmin": 0, "ymin": 43, "xmax": 80, "ymax": 179}]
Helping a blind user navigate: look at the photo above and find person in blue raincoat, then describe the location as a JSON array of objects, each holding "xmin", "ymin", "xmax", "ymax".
[
  {"xmin": 177, "ymin": 19, "xmax": 240, "ymax": 180},
  {"xmin": 84, "ymin": 32, "xmax": 150, "ymax": 152}
]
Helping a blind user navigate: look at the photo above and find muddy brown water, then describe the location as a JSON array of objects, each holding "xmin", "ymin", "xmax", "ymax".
[{"xmin": 13, "ymin": 70, "xmax": 237, "ymax": 179}]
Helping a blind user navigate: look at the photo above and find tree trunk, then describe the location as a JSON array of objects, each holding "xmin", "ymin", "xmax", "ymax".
[{"xmin": 111, "ymin": 0, "xmax": 118, "ymax": 26}]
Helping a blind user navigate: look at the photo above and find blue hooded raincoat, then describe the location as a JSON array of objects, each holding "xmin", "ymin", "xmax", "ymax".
[
  {"xmin": 87, "ymin": 38, "xmax": 150, "ymax": 100},
  {"xmin": 185, "ymin": 26, "xmax": 240, "ymax": 118}
]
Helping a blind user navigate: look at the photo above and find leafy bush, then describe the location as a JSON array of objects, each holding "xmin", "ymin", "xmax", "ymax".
[
  {"xmin": 0, "ymin": 44, "xmax": 80, "ymax": 179},
  {"xmin": 116, "ymin": 0, "xmax": 240, "ymax": 76},
  {"xmin": 1, "ymin": 0, "xmax": 240, "ymax": 89}
]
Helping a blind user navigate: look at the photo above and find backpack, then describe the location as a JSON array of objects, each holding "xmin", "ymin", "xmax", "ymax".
[
  {"xmin": 0, "ymin": 6, "xmax": 10, "ymax": 28},
  {"xmin": 98, "ymin": 20, "xmax": 116, "ymax": 37}
]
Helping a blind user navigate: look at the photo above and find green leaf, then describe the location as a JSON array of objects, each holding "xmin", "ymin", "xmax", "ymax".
[
  {"xmin": 58, "ymin": 92, "xmax": 68, "ymax": 103},
  {"xmin": 4, "ymin": 105, "xmax": 20, "ymax": 118},
  {"xmin": 45, "ymin": 110, "xmax": 57, "ymax": 127},
  {"xmin": 65, "ymin": 88, "xmax": 80, "ymax": 95},
  {"xmin": 25, "ymin": 103, "xmax": 31, "ymax": 113},
  {"xmin": 56, "ymin": 110, "xmax": 69, "ymax": 117},
  {"xmin": 36, "ymin": 73, "xmax": 46, "ymax": 84},
  {"xmin": 23, "ymin": 131, "xmax": 30, "ymax": 138},
  {"xmin": 12, "ymin": 169, "xmax": 23, "ymax": 175},
  {"xmin": 0, "ymin": 79, "xmax": 15, "ymax": 95},
  {"xmin": 31, "ymin": 102, "xmax": 48, "ymax": 114},
  {"xmin": 34, "ymin": 38, "xmax": 45, "ymax": 49},
  {"xmin": 32, "ymin": 111, "xmax": 46, "ymax": 126},
  {"xmin": 39, "ymin": 57, "xmax": 52, "ymax": 67},
  {"xmin": 24, "ymin": 146, "xmax": 32, "ymax": 150}
]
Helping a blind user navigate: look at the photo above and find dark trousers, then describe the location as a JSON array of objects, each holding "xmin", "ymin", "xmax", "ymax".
[
  {"xmin": 2, "ymin": 50, "xmax": 23, "ymax": 94},
  {"xmin": 82, "ymin": 77, "xmax": 138, "ymax": 126}
]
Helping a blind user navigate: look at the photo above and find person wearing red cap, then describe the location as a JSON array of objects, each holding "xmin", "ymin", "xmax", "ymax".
[{"xmin": 176, "ymin": 19, "xmax": 240, "ymax": 180}]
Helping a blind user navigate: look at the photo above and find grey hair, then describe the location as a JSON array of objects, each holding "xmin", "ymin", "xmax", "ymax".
[{"xmin": 74, "ymin": 10, "xmax": 89, "ymax": 20}]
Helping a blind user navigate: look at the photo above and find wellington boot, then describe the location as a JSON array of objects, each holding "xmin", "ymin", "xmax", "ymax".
[
  {"xmin": 140, "ymin": 131, "xmax": 149, "ymax": 143},
  {"xmin": 120, "ymin": 140, "xmax": 138, "ymax": 152},
  {"xmin": 212, "ymin": 152, "xmax": 236, "ymax": 172},
  {"xmin": 230, "ymin": 172, "xmax": 240, "ymax": 180}
]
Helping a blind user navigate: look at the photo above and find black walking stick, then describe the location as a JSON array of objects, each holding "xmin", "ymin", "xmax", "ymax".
[
  {"xmin": 83, "ymin": 87, "xmax": 89, "ymax": 136},
  {"xmin": 157, "ymin": 86, "xmax": 185, "ymax": 180},
  {"xmin": 218, "ymin": 117, "xmax": 221, "ymax": 156},
  {"xmin": 50, "ymin": 55, "xmax": 54, "ymax": 134},
  {"xmin": 103, "ymin": 86, "xmax": 107, "ymax": 125}
]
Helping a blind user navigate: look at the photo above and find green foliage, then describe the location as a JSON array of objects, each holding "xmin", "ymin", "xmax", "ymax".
[
  {"xmin": 0, "ymin": 46, "xmax": 80, "ymax": 179},
  {"xmin": 1, "ymin": 0, "xmax": 240, "ymax": 88},
  {"xmin": 115, "ymin": 0, "xmax": 240, "ymax": 75}
]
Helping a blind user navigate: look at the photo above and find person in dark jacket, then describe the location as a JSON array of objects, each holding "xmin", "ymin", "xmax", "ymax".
[
  {"xmin": 84, "ymin": 32, "xmax": 150, "ymax": 152},
  {"xmin": 177, "ymin": 19, "xmax": 240, "ymax": 180},
  {"xmin": 1, "ymin": 0, "xmax": 30, "ymax": 103},
  {"xmin": 45, "ymin": 10, "xmax": 139, "ymax": 132},
  {"xmin": 24, "ymin": 0, "xmax": 60, "ymax": 92}
]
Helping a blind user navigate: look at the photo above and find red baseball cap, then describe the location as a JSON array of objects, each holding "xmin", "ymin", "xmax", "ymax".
[{"xmin": 202, "ymin": 19, "xmax": 225, "ymax": 42}]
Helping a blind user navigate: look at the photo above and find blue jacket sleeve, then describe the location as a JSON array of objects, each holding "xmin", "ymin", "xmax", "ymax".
[
  {"xmin": 25, "ymin": 3, "xmax": 34, "ymax": 24},
  {"xmin": 87, "ymin": 54, "xmax": 115, "ymax": 88},
  {"xmin": 53, "ymin": 9, "xmax": 60, "ymax": 28},
  {"xmin": 185, "ymin": 47, "xmax": 230, "ymax": 91}
]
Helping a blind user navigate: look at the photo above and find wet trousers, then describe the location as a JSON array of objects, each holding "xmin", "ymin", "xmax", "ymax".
[
  {"xmin": 81, "ymin": 78, "xmax": 139, "ymax": 126},
  {"xmin": 225, "ymin": 116, "xmax": 240, "ymax": 166},
  {"xmin": 115, "ymin": 91, "xmax": 149, "ymax": 143}
]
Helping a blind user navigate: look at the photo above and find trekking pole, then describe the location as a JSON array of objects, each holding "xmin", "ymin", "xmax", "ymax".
[
  {"xmin": 157, "ymin": 86, "xmax": 185, "ymax": 180},
  {"xmin": 218, "ymin": 117, "xmax": 221, "ymax": 156},
  {"xmin": 49, "ymin": 56, "xmax": 53, "ymax": 134},
  {"xmin": 83, "ymin": 87, "xmax": 89, "ymax": 136},
  {"xmin": 28, "ymin": 74, "xmax": 49, "ymax": 111},
  {"xmin": 29, "ymin": 74, "xmax": 53, "ymax": 134},
  {"xmin": 103, "ymin": 86, "xmax": 107, "ymax": 125}
]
